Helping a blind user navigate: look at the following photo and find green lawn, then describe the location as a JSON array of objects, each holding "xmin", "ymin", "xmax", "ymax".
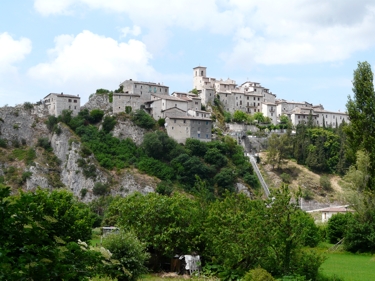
[{"xmin": 320, "ymin": 252, "xmax": 375, "ymax": 281}]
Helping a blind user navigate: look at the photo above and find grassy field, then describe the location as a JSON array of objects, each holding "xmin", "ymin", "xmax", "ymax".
[{"xmin": 320, "ymin": 252, "xmax": 375, "ymax": 281}]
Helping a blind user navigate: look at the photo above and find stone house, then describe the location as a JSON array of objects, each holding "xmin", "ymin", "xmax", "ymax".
[
  {"xmin": 165, "ymin": 115, "xmax": 212, "ymax": 144},
  {"xmin": 112, "ymin": 93, "xmax": 141, "ymax": 114},
  {"xmin": 43, "ymin": 93, "xmax": 80, "ymax": 117},
  {"xmin": 319, "ymin": 206, "xmax": 354, "ymax": 223},
  {"xmin": 261, "ymin": 102, "xmax": 277, "ymax": 124},
  {"xmin": 113, "ymin": 79, "xmax": 169, "ymax": 113},
  {"xmin": 144, "ymin": 94, "xmax": 188, "ymax": 120}
]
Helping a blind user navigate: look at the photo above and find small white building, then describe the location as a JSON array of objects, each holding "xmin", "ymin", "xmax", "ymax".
[
  {"xmin": 319, "ymin": 206, "xmax": 354, "ymax": 223},
  {"xmin": 43, "ymin": 93, "xmax": 81, "ymax": 117}
]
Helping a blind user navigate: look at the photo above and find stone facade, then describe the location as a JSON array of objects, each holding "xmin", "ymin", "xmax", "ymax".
[
  {"xmin": 165, "ymin": 116, "xmax": 212, "ymax": 144},
  {"xmin": 113, "ymin": 79, "xmax": 170, "ymax": 114},
  {"xmin": 43, "ymin": 93, "xmax": 81, "ymax": 116}
]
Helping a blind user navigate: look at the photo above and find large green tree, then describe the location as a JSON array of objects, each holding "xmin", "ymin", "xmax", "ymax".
[
  {"xmin": 346, "ymin": 61, "xmax": 375, "ymax": 190},
  {"xmin": 0, "ymin": 186, "xmax": 100, "ymax": 280}
]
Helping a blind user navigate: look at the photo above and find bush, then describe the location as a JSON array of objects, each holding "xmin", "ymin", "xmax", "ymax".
[
  {"xmin": 320, "ymin": 175, "xmax": 331, "ymax": 190},
  {"xmin": 81, "ymin": 188, "xmax": 88, "ymax": 199},
  {"xmin": 327, "ymin": 213, "xmax": 351, "ymax": 244},
  {"xmin": 243, "ymin": 268, "xmax": 275, "ymax": 281},
  {"xmin": 23, "ymin": 102, "xmax": 34, "ymax": 110},
  {"xmin": 21, "ymin": 171, "xmax": 32, "ymax": 183},
  {"xmin": 125, "ymin": 106, "xmax": 132, "ymax": 114},
  {"xmin": 102, "ymin": 116, "xmax": 117, "ymax": 133},
  {"xmin": 156, "ymin": 180, "xmax": 173, "ymax": 196},
  {"xmin": 0, "ymin": 138, "xmax": 7, "ymax": 148},
  {"xmin": 101, "ymin": 231, "xmax": 149, "ymax": 281},
  {"xmin": 93, "ymin": 182, "xmax": 110, "ymax": 196},
  {"xmin": 157, "ymin": 118, "xmax": 165, "ymax": 127},
  {"xmin": 37, "ymin": 137, "xmax": 52, "ymax": 151},
  {"xmin": 280, "ymin": 173, "xmax": 291, "ymax": 184},
  {"xmin": 90, "ymin": 109, "xmax": 104, "ymax": 123},
  {"xmin": 132, "ymin": 110, "xmax": 155, "ymax": 129}
]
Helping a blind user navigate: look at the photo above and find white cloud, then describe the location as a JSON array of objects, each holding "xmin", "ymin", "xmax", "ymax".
[
  {"xmin": 34, "ymin": 0, "xmax": 75, "ymax": 16},
  {"xmin": 0, "ymin": 32, "xmax": 32, "ymax": 73},
  {"xmin": 120, "ymin": 25, "xmax": 141, "ymax": 38},
  {"xmin": 33, "ymin": 0, "xmax": 375, "ymax": 66},
  {"xmin": 223, "ymin": 0, "xmax": 375, "ymax": 66},
  {"xmin": 28, "ymin": 30, "xmax": 156, "ymax": 101}
]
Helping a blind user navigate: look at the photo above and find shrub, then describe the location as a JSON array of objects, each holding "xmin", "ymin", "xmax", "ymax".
[
  {"xmin": 90, "ymin": 109, "xmax": 104, "ymax": 123},
  {"xmin": 132, "ymin": 110, "xmax": 155, "ymax": 129},
  {"xmin": 46, "ymin": 116, "xmax": 58, "ymax": 132},
  {"xmin": 37, "ymin": 137, "xmax": 52, "ymax": 151},
  {"xmin": 327, "ymin": 213, "xmax": 352, "ymax": 244},
  {"xmin": 21, "ymin": 171, "xmax": 32, "ymax": 183},
  {"xmin": 23, "ymin": 102, "xmax": 34, "ymax": 110},
  {"xmin": 156, "ymin": 180, "xmax": 173, "ymax": 196},
  {"xmin": 101, "ymin": 231, "xmax": 149, "ymax": 281},
  {"xmin": 157, "ymin": 118, "xmax": 165, "ymax": 127},
  {"xmin": 125, "ymin": 106, "xmax": 132, "ymax": 114},
  {"xmin": 320, "ymin": 175, "xmax": 331, "ymax": 190},
  {"xmin": 81, "ymin": 188, "xmax": 88, "ymax": 199},
  {"xmin": 93, "ymin": 182, "xmax": 110, "ymax": 196},
  {"xmin": 243, "ymin": 268, "xmax": 275, "ymax": 281},
  {"xmin": 280, "ymin": 173, "xmax": 291, "ymax": 184},
  {"xmin": 0, "ymin": 138, "xmax": 7, "ymax": 148},
  {"xmin": 102, "ymin": 116, "xmax": 117, "ymax": 133}
]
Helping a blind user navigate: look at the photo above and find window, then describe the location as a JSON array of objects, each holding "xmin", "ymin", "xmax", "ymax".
[
  {"xmin": 201, "ymin": 70, "xmax": 203, "ymax": 76},
  {"xmin": 254, "ymin": 89, "xmax": 257, "ymax": 91},
  {"xmin": 68, "ymin": 99, "xmax": 72, "ymax": 102},
  {"xmin": 195, "ymin": 102, "xmax": 198, "ymax": 104},
  {"xmin": 160, "ymin": 88, "xmax": 161, "ymax": 92},
  {"xmin": 174, "ymin": 119, "xmax": 176, "ymax": 123},
  {"xmin": 135, "ymin": 85, "xmax": 137, "ymax": 88},
  {"xmin": 74, "ymin": 100, "xmax": 77, "ymax": 103},
  {"xmin": 254, "ymin": 97, "xmax": 255, "ymax": 100},
  {"xmin": 183, "ymin": 120, "xmax": 186, "ymax": 123},
  {"xmin": 69, "ymin": 106, "xmax": 71, "ymax": 109},
  {"xmin": 175, "ymin": 104, "xmax": 177, "ymax": 107},
  {"xmin": 258, "ymin": 98, "xmax": 260, "ymax": 101},
  {"xmin": 74, "ymin": 106, "xmax": 76, "ymax": 109},
  {"xmin": 206, "ymin": 121, "xmax": 208, "ymax": 125},
  {"xmin": 172, "ymin": 127, "xmax": 174, "ymax": 130},
  {"xmin": 298, "ymin": 116, "xmax": 300, "ymax": 119},
  {"xmin": 247, "ymin": 102, "xmax": 249, "ymax": 106},
  {"xmin": 141, "ymin": 85, "xmax": 142, "ymax": 89},
  {"xmin": 236, "ymin": 97, "xmax": 238, "ymax": 100},
  {"xmin": 154, "ymin": 87, "xmax": 156, "ymax": 93},
  {"xmin": 206, "ymin": 134, "xmax": 209, "ymax": 139},
  {"xmin": 198, "ymin": 133, "xmax": 200, "ymax": 138},
  {"xmin": 271, "ymin": 113, "xmax": 273, "ymax": 116},
  {"xmin": 141, "ymin": 91, "xmax": 142, "ymax": 95},
  {"xmin": 258, "ymin": 103, "xmax": 260, "ymax": 106}
]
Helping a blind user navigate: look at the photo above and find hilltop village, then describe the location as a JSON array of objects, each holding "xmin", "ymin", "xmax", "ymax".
[{"xmin": 42, "ymin": 66, "xmax": 349, "ymax": 144}]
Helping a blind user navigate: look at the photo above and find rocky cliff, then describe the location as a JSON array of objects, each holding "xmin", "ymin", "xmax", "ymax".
[{"xmin": 0, "ymin": 101, "xmax": 157, "ymax": 201}]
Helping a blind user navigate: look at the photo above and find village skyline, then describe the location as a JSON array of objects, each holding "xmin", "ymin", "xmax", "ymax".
[{"xmin": 2, "ymin": 1, "xmax": 375, "ymax": 112}]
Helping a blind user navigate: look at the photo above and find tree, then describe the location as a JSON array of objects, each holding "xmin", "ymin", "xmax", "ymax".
[
  {"xmin": 346, "ymin": 61, "xmax": 375, "ymax": 190},
  {"xmin": 204, "ymin": 193, "xmax": 268, "ymax": 276},
  {"xmin": 101, "ymin": 231, "xmax": 149, "ymax": 281},
  {"xmin": 253, "ymin": 112, "xmax": 265, "ymax": 123},
  {"xmin": 102, "ymin": 116, "xmax": 117, "ymax": 133},
  {"xmin": 109, "ymin": 192, "xmax": 204, "ymax": 267},
  {"xmin": 266, "ymin": 133, "xmax": 292, "ymax": 169},
  {"xmin": 131, "ymin": 110, "xmax": 155, "ymax": 129},
  {"xmin": 204, "ymin": 148, "xmax": 228, "ymax": 168},
  {"xmin": 327, "ymin": 213, "xmax": 352, "ymax": 244},
  {"xmin": 0, "ymin": 186, "xmax": 100, "ymax": 280},
  {"xmin": 233, "ymin": 110, "xmax": 248, "ymax": 123},
  {"xmin": 263, "ymin": 185, "xmax": 324, "ymax": 278}
]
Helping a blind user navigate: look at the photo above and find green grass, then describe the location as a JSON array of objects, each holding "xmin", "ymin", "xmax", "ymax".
[{"xmin": 320, "ymin": 252, "xmax": 375, "ymax": 281}]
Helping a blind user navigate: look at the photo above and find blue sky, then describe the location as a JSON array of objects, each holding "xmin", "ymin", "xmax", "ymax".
[{"xmin": 1, "ymin": 0, "xmax": 375, "ymax": 112}]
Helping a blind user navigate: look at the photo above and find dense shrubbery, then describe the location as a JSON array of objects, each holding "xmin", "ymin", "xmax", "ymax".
[
  {"xmin": 53, "ymin": 110, "xmax": 259, "ymax": 197},
  {"xmin": 103, "ymin": 186, "xmax": 323, "ymax": 279}
]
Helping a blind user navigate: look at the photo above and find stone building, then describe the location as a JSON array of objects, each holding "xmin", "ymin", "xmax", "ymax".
[
  {"xmin": 43, "ymin": 93, "xmax": 80, "ymax": 116},
  {"xmin": 165, "ymin": 115, "xmax": 212, "ymax": 144},
  {"xmin": 113, "ymin": 79, "xmax": 169, "ymax": 114},
  {"xmin": 144, "ymin": 94, "xmax": 188, "ymax": 120}
]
